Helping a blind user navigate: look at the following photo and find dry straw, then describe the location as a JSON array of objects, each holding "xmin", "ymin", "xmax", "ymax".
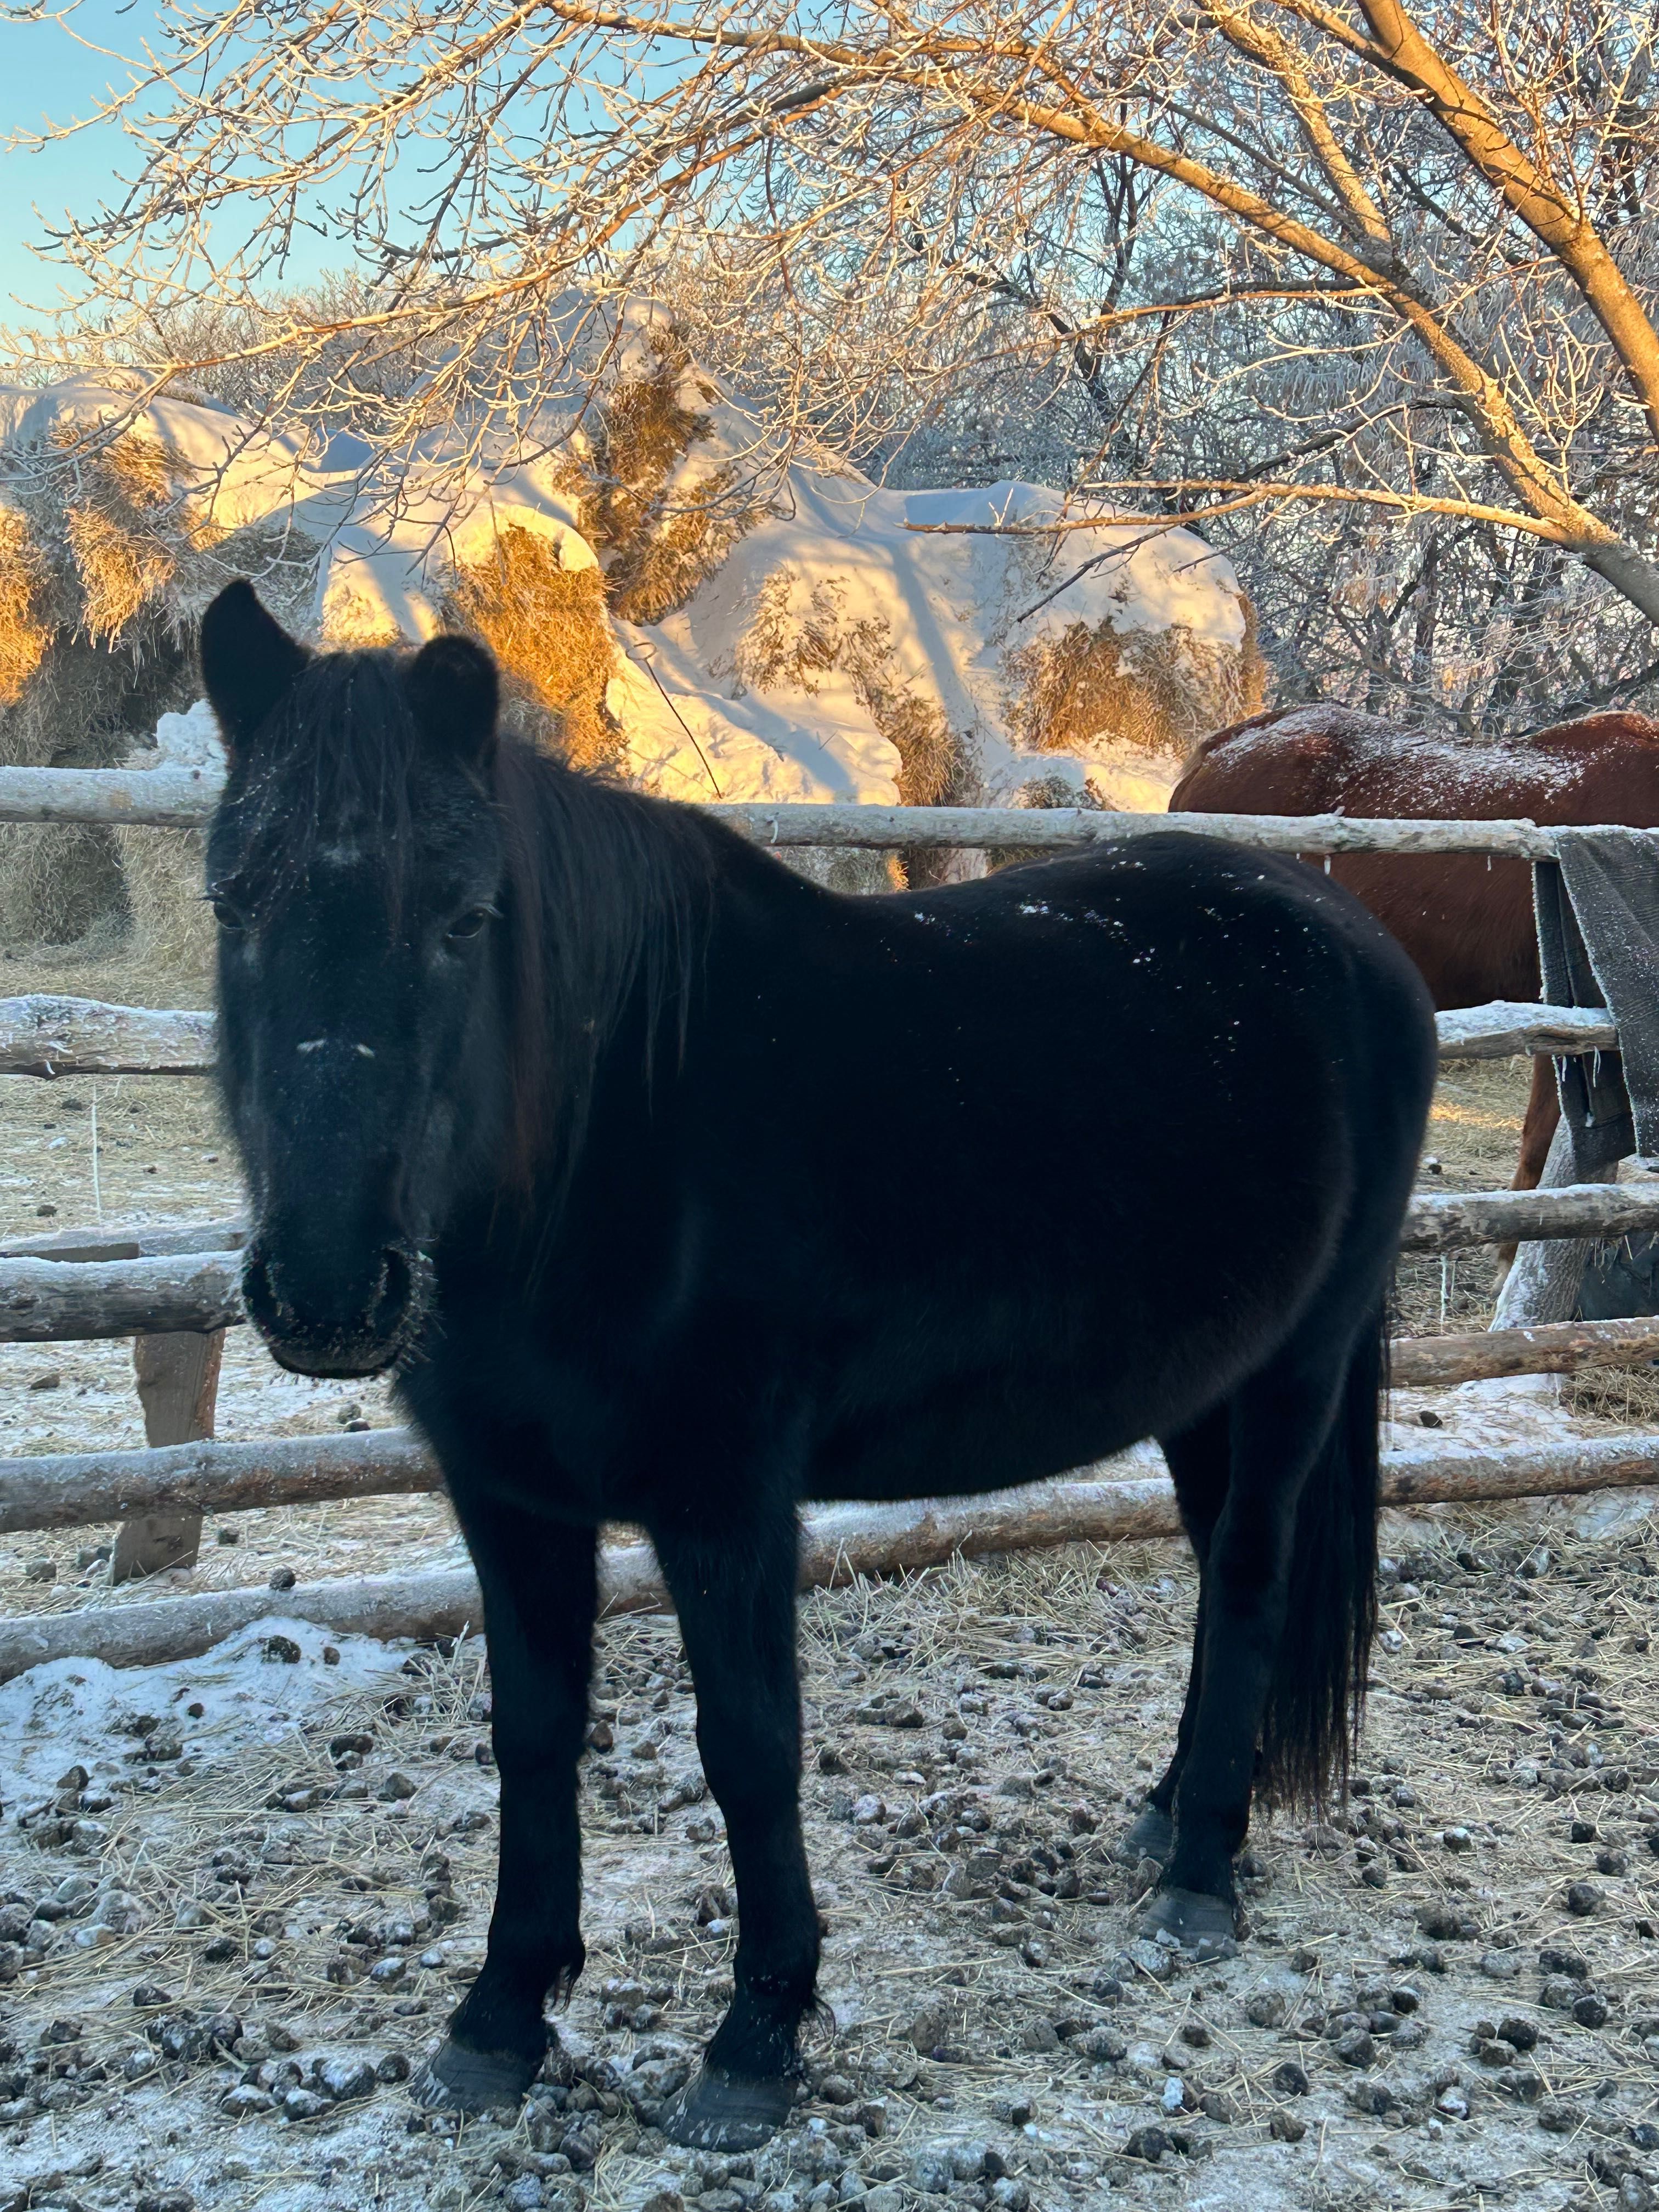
[
  {"xmin": 0, "ymin": 425, "xmax": 270, "ymax": 950},
  {"xmin": 1003, "ymin": 596, "xmax": 1267, "ymax": 770},
  {"xmin": 582, "ymin": 327, "xmax": 758, "ymax": 627}
]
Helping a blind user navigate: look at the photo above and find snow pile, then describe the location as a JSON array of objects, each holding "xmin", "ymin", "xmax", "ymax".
[
  {"xmin": 2, "ymin": 310, "xmax": 1264, "ymax": 848},
  {"xmin": 148, "ymin": 696, "xmax": 227, "ymax": 772}
]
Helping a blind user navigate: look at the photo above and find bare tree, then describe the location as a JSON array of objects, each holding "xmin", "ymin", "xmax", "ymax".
[{"xmin": 13, "ymin": 0, "xmax": 1659, "ymax": 695}]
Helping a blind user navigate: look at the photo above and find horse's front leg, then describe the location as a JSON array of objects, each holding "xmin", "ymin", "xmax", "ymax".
[
  {"xmin": 653, "ymin": 1506, "xmax": 819, "ymax": 2152},
  {"xmin": 419, "ymin": 1495, "xmax": 597, "ymax": 2113}
]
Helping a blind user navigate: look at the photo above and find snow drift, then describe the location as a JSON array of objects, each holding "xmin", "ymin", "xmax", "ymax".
[{"xmin": 0, "ymin": 312, "xmax": 1264, "ymax": 946}]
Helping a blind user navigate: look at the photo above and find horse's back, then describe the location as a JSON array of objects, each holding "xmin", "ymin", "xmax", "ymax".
[
  {"xmin": 1171, "ymin": 707, "xmax": 1659, "ymax": 1008},
  {"xmin": 731, "ymin": 830, "xmax": 1426, "ymax": 1162},
  {"xmin": 1175, "ymin": 703, "xmax": 1659, "ymax": 825}
]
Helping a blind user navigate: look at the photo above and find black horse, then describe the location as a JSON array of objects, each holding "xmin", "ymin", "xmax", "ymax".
[{"xmin": 199, "ymin": 580, "xmax": 1436, "ymax": 2151}]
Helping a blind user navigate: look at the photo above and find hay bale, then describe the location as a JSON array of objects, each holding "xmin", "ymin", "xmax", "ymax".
[
  {"xmin": 111, "ymin": 821, "xmax": 215, "ymax": 982},
  {"xmin": 0, "ymin": 497, "xmax": 50, "ymax": 707},
  {"xmin": 0, "ymin": 393, "xmax": 321, "ymax": 950},
  {"xmin": 0, "ymin": 428, "xmax": 212, "ymax": 945},
  {"xmin": 54, "ymin": 428, "xmax": 183, "ymax": 639},
  {"xmin": 110, "ymin": 701, "xmax": 223, "ymax": 983},
  {"xmin": 0, "ymin": 628, "xmax": 194, "ymax": 948},
  {"xmin": 1003, "ymin": 599, "xmax": 1267, "ymax": 776},
  {"xmin": 582, "ymin": 327, "xmax": 755, "ymax": 625},
  {"xmin": 441, "ymin": 525, "xmax": 620, "ymax": 773}
]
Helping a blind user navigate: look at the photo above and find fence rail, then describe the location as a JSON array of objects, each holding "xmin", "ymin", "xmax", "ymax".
[
  {"xmin": 0, "ymin": 992, "xmax": 1626, "ymax": 1081},
  {"xmin": 5, "ymin": 1183, "xmax": 1657, "ymax": 1344},
  {"xmin": 5, "ymin": 773, "xmax": 1658, "ymax": 1671},
  {"xmin": 0, "ymin": 761, "xmax": 1638, "ymax": 856},
  {"xmin": 0, "ymin": 1426, "xmax": 435, "ymax": 1535},
  {"xmin": 0, "ymin": 996, "xmax": 216, "ymax": 1077},
  {"xmin": 5, "ymin": 1324, "xmax": 1659, "ymax": 1542},
  {"xmin": 0, "ymin": 1251, "xmax": 244, "ymax": 1341},
  {"xmin": 4, "ymin": 1430, "xmax": 1658, "ymax": 1681}
]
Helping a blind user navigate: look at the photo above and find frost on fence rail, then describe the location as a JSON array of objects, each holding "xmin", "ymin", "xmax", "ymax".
[
  {"xmin": 0, "ymin": 761, "xmax": 1620, "ymax": 855},
  {"xmin": 5, "ymin": 1435, "xmax": 1659, "ymax": 1680},
  {"xmin": 0, "ymin": 994, "xmax": 1624, "ymax": 1078},
  {"xmin": 0, "ymin": 994, "xmax": 216, "ymax": 1076},
  {"xmin": 7, "ymin": 1184, "xmax": 1659, "ymax": 1343}
]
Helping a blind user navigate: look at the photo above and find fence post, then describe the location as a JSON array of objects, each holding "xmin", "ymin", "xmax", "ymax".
[{"xmin": 110, "ymin": 1329, "xmax": 225, "ymax": 1582}]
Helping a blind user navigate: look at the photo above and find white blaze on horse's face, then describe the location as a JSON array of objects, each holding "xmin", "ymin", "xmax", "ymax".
[{"xmin": 198, "ymin": 579, "xmax": 509, "ymax": 1378}]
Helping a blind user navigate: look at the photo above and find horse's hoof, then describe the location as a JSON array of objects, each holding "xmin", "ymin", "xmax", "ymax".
[
  {"xmin": 1116, "ymin": 1805, "xmax": 1174, "ymax": 1866},
  {"xmin": 412, "ymin": 2036, "xmax": 541, "ymax": 2114},
  {"xmin": 1140, "ymin": 1886, "xmax": 1239, "ymax": 1959},
  {"xmin": 663, "ymin": 2064, "xmax": 795, "ymax": 2151}
]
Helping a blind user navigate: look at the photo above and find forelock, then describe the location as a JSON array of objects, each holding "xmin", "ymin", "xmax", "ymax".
[{"xmin": 213, "ymin": 646, "xmax": 475, "ymax": 901}]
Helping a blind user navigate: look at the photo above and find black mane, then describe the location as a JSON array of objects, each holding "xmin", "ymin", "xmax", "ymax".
[{"xmin": 487, "ymin": 729, "xmax": 720, "ymax": 1190}]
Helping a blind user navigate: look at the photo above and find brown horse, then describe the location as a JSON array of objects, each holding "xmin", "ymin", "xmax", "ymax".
[{"xmin": 1170, "ymin": 705, "xmax": 1659, "ymax": 1188}]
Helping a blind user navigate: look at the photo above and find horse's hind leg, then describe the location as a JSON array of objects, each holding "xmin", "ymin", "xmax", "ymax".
[
  {"xmin": 653, "ymin": 1508, "xmax": 819, "ymax": 2152},
  {"xmin": 1119, "ymin": 1404, "xmax": 1230, "ymax": 1868},
  {"xmin": 1496, "ymin": 1055, "xmax": 1562, "ymax": 1274},
  {"xmin": 419, "ymin": 1497, "xmax": 597, "ymax": 2113},
  {"xmin": 1143, "ymin": 1308, "xmax": 1380, "ymax": 1955},
  {"xmin": 1513, "ymin": 1054, "xmax": 1560, "ymax": 1192}
]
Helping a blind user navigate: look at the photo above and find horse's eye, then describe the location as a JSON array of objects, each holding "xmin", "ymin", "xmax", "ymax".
[
  {"xmin": 210, "ymin": 896, "xmax": 247, "ymax": 931},
  {"xmin": 447, "ymin": 908, "xmax": 492, "ymax": 941}
]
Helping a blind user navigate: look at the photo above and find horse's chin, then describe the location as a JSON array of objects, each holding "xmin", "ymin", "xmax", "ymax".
[{"xmin": 259, "ymin": 1331, "xmax": 405, "ymax": 1380}]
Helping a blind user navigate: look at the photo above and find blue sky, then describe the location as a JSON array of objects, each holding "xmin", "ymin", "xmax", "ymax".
[
  {"xmin": 2, "ymin": 2, "xmax": 151, "ymax": 319},
  {"xmin": 3, "ymin": 2, "xmax": 337, "ymax": 327},
  {"xmin": 2, "ymin": 3, "xmax": 678, "ymax": 333}
]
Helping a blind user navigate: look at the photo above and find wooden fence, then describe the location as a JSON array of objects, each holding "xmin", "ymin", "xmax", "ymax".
[
  {"xmin": 0, "ymin": 761, "xmax": 1599, "ymax": 854},
  {"xmin": 3, "ymin": 770, "xmax": 1657, "ymax": 1676}
]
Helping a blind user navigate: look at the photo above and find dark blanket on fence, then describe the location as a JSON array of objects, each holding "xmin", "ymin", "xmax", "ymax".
[{"xmin": 1534, "ymin": 828, "xmax": 1659, "ymax": 1172}]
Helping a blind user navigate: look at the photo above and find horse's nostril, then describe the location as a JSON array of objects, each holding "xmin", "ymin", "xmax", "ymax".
[
  {"xmin": 242, "ymin": 1233, "xmax": 421, "ymax": 1376},
  {"xmin": 374, "ymin": 1244, "xmax": 417, "ymax": 1331}
]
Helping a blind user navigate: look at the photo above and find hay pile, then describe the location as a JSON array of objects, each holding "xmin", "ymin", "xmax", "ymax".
[
  {"xmin": 0, "ymin": 405, "xmax": 315, "ymax": 950},
  {"xmin": 579, "ymin": 325, "xmax": 758, "ymax": 627},
  {"xmin": 0, "ymin": 431, "xmax": 196, "ymax": 947},
  {"xmin": 0, "ymin": 321, "xmax": 777, "ymax": 951},
  {"xmin": 1003, "ymin": 595, "xmax": 1267, "ymax": 799},
  {"xmin": 1, "ymin": 321, "xmax": 1268, "ymax": 957},
  {"xmin": 434, "ymin": 324, "xmax": 772, "ymax": 775},
  {"xmin": 441, "ymin": 526, "xmax": 622, "ymax": 774}
]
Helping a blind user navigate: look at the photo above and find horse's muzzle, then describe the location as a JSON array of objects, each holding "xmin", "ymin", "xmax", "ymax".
[{"xmin": 242, "ymin": 1237, "xmax": 430, "ymax": 1378}]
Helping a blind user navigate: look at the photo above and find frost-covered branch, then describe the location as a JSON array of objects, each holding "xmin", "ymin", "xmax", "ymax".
[{"xmin": 10, "ymin": 0, "xmax": 1659, "ymax": 720}]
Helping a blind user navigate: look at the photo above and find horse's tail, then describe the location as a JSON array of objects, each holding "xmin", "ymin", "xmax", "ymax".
[{"xmin": 1257, "ymin": 1308, "xmax": 1384, "ymax": 1808}]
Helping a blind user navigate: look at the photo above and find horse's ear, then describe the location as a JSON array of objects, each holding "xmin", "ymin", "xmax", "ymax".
[
  {"xmin": 200, "ymin": 582, "xmax": 309, "ymax": 758},
  {"xmin": 405, "ymin": 633, "xmax": 500, "ymax": 768}
]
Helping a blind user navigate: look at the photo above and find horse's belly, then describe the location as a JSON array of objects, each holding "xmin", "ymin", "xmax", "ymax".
[
  {"xmin": 807, "ymin": 1385, "xmax": 1143, "ymax": 1505},
  {"xmin": 807, "ymin": 1274, "xmax": 1294, "ymax": 1504}
]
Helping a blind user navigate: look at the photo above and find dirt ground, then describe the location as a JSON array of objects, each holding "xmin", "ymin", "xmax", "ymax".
[
  {"xmin": 2, "ymin": 1526, "xmax": 1657, "ymax": 2212},
  {"xmin": 2, "ymin": 949, "xmax": 1658, "ymax": 2212}
]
